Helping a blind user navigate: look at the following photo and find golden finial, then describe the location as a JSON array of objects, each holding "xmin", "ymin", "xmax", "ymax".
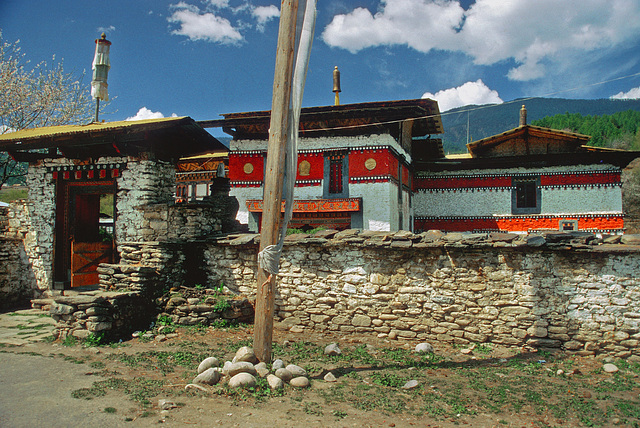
[{"xmin": 333, "ymin": 66, "xmax": 341, "ymax": 106}]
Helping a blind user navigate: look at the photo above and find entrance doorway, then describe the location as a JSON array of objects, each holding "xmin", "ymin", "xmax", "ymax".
[{"xmin": 55, "ymin": 180, "xmax": 116, "ymax": 289}]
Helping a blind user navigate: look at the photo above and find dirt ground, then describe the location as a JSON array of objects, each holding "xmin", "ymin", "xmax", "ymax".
[{"xmin": 1, "ymin": 311, "xmax": 639, "ymax": 428}]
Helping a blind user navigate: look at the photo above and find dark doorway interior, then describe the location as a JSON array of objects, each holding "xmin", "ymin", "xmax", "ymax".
[{"xmin": 55, "ymin": 180, "xmax": 116, "ymax": 289}]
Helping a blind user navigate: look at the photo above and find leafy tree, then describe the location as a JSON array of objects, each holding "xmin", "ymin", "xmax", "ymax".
[{"xmin": 0, "ymin": 32, "xmax": 95, "ymax": 188}]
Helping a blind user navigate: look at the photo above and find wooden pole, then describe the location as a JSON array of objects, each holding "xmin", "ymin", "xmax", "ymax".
[{"xmin": 254, "ymin": 0, "xmax": 299, "ymax": 363}]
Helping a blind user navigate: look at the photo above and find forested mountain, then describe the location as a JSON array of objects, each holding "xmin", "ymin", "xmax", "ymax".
[
  {"xmin": 441, "ymin": 97, "xmax": 640, "ymax": 153},
  {"xmin": 532, "ymin": 110, "xmax": 640, "ymax": 148}
]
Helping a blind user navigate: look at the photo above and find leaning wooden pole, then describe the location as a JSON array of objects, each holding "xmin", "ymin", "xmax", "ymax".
[{"xmin": 254, "ymin": 0, "xmax": 299, "ymax": 363}]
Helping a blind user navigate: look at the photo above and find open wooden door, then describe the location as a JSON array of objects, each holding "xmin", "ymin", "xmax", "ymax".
[
  {"xmin": 69, "ymin": 192, "xmax": 114, "ymax": 288},
  {"xmin": 71, "ymin": 241, "xmax": 112, "ymax": 287}
]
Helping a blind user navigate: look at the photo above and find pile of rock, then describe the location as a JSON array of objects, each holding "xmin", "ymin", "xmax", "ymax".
[
  {"xmin": 158, "ymin": 294, "xmax": 254, "ymax": 326},
  {"xmin": 186, "ymin": 346, "xmax": 311, "ymax": 391},
  {"xmin": 49, "ymin": 292, "xmax": 151, "ymax": 340}
]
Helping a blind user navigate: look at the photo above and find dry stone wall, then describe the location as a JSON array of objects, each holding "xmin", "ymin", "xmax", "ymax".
[
  {"xmin": 203, "ymin": 230, "xmax": 640, "ymax": 357},
  {"xmin": 116, "ymin": 158, "xmax": 175, "ymax": 242},
  {"xmin": 49, "ymin": 292, "xmax": 153, "ymax": 340},
  {"xmin": 0, "ymin": 205, "xmax": 35, "ymax": 309}
]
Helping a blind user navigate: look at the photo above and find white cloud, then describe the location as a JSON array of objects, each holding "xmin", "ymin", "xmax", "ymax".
[
  {"xmin": 168, "ymin": 4, "xmax": 243, "ymax": 44},
  {"xmin": 168, "ymin": 1, "xmax": 282, "ymax": 42},
  {"xmin": 126, "ymin": 107, "xmax": 178, "ymax": 121},
  {"xmin": 253, "ymin": 5, "xmax": 280, "ymax": 31},
  {"xmin": 322, "ymin": 0, "xmax": 640, "ymax": 81},
  {"xmin": 422, "ymin": 79, "xmax": 503, "ymax": 112},
  {"xmin": 322, "ymin": 2, "xmax": 464, "ymax": 54},
  {"xmin": 97, "ymin": 25, "xmax": 116, "ymax": 35},
  {"xmin": 611, "ymin": 86, "xmax": 640, "ymax": 99},
  {"xmin": 207, "ymin": 0, "xmax": 229, "ymax": 8}
]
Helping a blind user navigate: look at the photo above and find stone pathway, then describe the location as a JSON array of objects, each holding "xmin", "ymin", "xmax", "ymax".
[{"xmin": 0, "ymin": 308, "xmax": 56, "ymax": 346}]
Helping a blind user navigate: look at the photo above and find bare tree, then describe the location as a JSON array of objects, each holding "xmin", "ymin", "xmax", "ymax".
[{"xmin": 0, "ymin": 33, "xmax": 96, "ymax": 187}]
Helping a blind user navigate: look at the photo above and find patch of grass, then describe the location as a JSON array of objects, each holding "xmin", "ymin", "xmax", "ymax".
[
  {"xmin": 83, "ymin": 332, "xmax": 106, "ymax": 347},
  {"xmin": 61, "ymin": 336, "xmax": 78, "ymax": 347},
  {"xmin": 369, "ymin": 371, "xmax": 406, "ymax": 388},
  {"xmin": 475, "ymin": 343, "xmax": 493, "ymax": 355},
  {"xmin": 616, "ymin": 400, "xmax": 640, "ymax": 419},
  {"xmin": 332, "ymin": 410, "xmax": 347, "ymax": 420},
  {"xmin": 73, "ymin": 377, "xmax": 166, "ymax": 407},
  {"xmin": 107, "ymin": 350, "xmax": 208, "ymax": 374},
  {"xmin": 103, "ymin": 407, "xmax": 117, "ymax": 414},
  {"xmin": 272, "ymin": 341, "xmax": 323, "ymax": 362},
  {"xmin": 212, "ymin": 296, "xmax": 231, "ymax": 313},
  {"xmin": 18, "ymin": 350, "xmax": 45, "ymax": 357},
  {"xmin": 7, "ymin": 312, "xmax": 49, "ymax": 318},
  {"xmin": 183, "ymin": 323, "xmax": 209, "ymax": 335},
  {"xmin": 303, "ymin": 401, "xmax": 324, "ymax": 416},
  {"xmin": 59, "ymin": 353, "xmax": 90, "ymax": 364}
]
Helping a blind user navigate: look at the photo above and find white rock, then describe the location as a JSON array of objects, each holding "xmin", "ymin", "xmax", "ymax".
[
  {"xmin": 272, "ymin": 359, "xmax": 285, "ymax": 370},
  {"xmin": 290, "ymin": 376, "xmax": 310, "ymax": 388},
  {"xmin": 255, "ymin": 362, "xmax": 268, "ymax": 371},
  {"xmin": 275, "ymin": 368, "xmax": 293, "ymax": 382},
  {"xmin": 222, "ymin": 360, "xmax": 233, "ymax": 376},
  {"xmin": 256, "ymin": 367, "xmax": 270, "ymax": 378},
  {"xmin": 228, "ymin": 372, "xmax": 257, "ymax": 389},
  {"xmin": 198, "ymin": 357, "xmax": 220, "ymax": 374},
  {"xmin": 158, "ymin": 399, "xmax": 178, "ymax": 410},
  {"xmin": 324, "ymin": 343, "xmax": 342, "ymax": 356},
  {"xmin": 402, "ymin": 380, "xmax": 419, "ymax": 390},
  {"xmin": 324, "ymin": 372, "xmax": 337, "ymax": 382},
  {"xmin": 185, "ymin": 383, "xmax": 209, "ymax": 392},
  {"xmin": 227, "ymin": 361, "xmax": 257, "ymax": 377},
  {"xmin": 415, "ymin": 343, "xmax": 434, "ymax": 354},
  {"xmin": 286, "ymin": 364, "xmax": 307, "ymax": 377},
  {"xmin": 234, "ymin": 346, "xmax": 258, "ymax": 364},
  {"xmin": 267, "ymin": 374, "xmax": 284, "ymax": 390},
  {"xmin": 192, "ymin": 368, "xmax": 221, "ymax": 385},
  {"xmin": 603, "ymin": 363, "xmax": 619, "ymax": 373}
]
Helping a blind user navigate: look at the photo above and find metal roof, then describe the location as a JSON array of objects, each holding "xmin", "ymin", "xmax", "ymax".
[
  {"xmin": 198, "ymin": 99, "xmax": 443, "ymax": 140},
  {"xmin": 0, "ymin": 117, "xmax": 227, "ymax": 162}
]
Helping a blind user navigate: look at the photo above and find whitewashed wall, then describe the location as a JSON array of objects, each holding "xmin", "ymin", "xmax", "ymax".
[
  {"xmin": 414, "ymin": 164, "xmax": 623, "ymax": 218},
  {"xmin": 351, "ymin": 182, "xmax": 396, "ymax": 231},
  {"xmin": 414, "ymin": 189, "xmax": 511, "ymax": 217},
  {"xmin": 541, "ymin": 187, "xmax": 622, "ymax": 214}
]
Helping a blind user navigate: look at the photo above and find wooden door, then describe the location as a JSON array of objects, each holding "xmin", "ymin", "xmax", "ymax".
[{"xmin": 71, "ymin": 241, "xmax": 112, "ymax": 288}]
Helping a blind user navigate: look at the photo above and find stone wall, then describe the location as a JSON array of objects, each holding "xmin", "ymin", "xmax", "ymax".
[
  {"xmin": 200, "ymin": 230, "xmax": 640, "ymax": 357},
  {"xmin": 116, "ymin": 158, "xmax": 175, "ymax": 243},
  {"xmin": 0, "ymin": 203, "xmax": 46, "ymax": 307},
  {"xmin": 49, "ymin": 292, "xmax": 153, "ymax": 340},
  {"xmin": 14, "ymin": 163, "xmax": 57, "ymax": 294},
  {"xmin": 0, "ymin": 206, "xmax": 36, "ymax": 309}
]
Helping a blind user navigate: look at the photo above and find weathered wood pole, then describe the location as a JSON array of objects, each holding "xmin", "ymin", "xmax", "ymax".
[{"xmin": 254, "ymin": 0, "xmax": 299, "ymax": 363}]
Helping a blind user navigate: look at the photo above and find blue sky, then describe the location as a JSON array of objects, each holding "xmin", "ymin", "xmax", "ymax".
[{"xmin": 2, "ymin": 0, "xmax": 640, "ymax": 137}]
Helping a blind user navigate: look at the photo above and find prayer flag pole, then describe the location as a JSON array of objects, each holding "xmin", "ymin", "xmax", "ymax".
[{"xmin": 254, "ymin": 0, "xmax": 299, "ymax": 363}]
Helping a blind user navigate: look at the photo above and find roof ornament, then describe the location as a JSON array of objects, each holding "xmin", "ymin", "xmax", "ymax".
[
  {"xmin": 91, "ymin": 33, "xmax": 112, "ymax": 122},
  {"xmin": 520, "ymin": 104, "xmax": 527, "ymax": 127},
  {"xmin": 333, "ymin": 66, "xmax": 341, "ymax": 106}
]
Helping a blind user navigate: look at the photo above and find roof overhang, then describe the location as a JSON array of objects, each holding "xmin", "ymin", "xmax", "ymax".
[
  {"xmin": 0, "ymin": 117, "xmax": 228, "ymax": 162},
  {"xmin": 198, "ymin": 99, "xmax": 443, "ymax": 140}
]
